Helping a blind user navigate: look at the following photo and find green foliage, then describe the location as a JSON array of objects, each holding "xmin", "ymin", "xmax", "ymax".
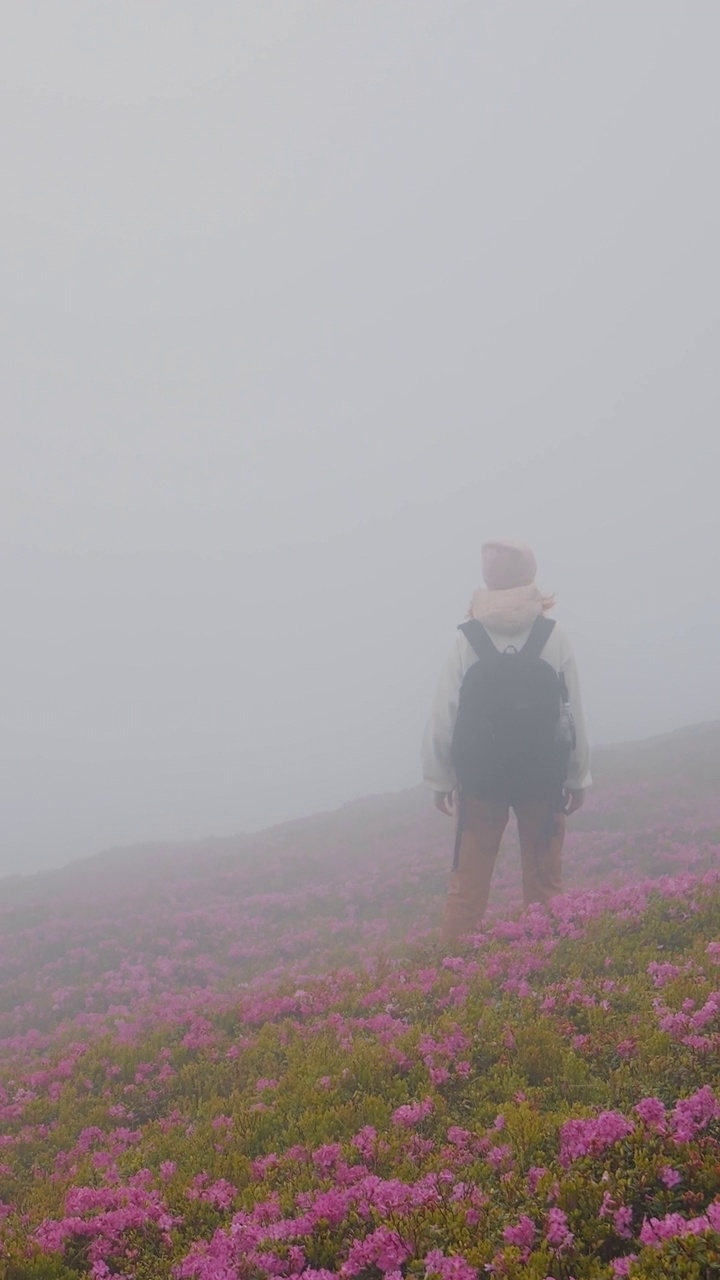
[
  {"xmin": 1, "ymin": 789, "xmax": 720, "ymax": 1276},
  {"xmin": 0, "ymin": 1260, "xmax": 80, "ymax": 1280}
]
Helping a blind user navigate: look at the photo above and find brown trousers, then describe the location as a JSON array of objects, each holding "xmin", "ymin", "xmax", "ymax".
[{"xmin": 440, "ymin": 793, "xmax": 565, "ymax": 943}]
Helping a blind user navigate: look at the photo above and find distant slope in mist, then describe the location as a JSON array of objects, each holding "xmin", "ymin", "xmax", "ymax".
[
  {"xmin": 593, "ymin": 720, "xmax": 720, "ymax": 788},
  {"xmin": 3, "ymin": 721, "xmax": 719, "ymax": 915},
  {"xmin": 66, "ymin": 719, "xmax": 720, "ymax": 870}
]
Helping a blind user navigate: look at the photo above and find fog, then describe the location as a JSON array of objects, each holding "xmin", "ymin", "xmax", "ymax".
[{"xmin": 1, "ymin": 2, "xmax": 719, "ymax": 874}]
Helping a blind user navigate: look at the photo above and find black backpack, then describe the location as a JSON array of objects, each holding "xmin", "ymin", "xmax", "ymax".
[{"xmin": 450, "ymin": 616, "xmax": 575, "ymax": 803}]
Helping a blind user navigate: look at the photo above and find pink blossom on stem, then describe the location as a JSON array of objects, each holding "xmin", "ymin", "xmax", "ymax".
[{"xmin": 503, "ymin": 1214, "xmax": 536, "ymax": 1250}]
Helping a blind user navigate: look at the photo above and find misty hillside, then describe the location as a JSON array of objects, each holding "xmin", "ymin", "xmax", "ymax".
[
  {"xmin": 2, "ymin": 722, "xmax": 720, "ymax": 972},
  {"xmin": 1, "ymin": 721, "xmax": 720, "ymax": 1277},
  {"xmin": 7, "ymin": 719, "xmax": 720, "ymax": 890},
  {"xmin": 590, "ymin": 720, "xmax": 720, "ymax": 790}
]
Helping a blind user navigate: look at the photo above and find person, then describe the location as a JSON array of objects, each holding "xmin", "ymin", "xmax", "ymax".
[{"xmin": 422, "ymin": 540, "xmax": 591, "ymax": 943}]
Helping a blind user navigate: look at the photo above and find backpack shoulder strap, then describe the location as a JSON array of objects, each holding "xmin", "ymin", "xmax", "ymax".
[
  {"xmin": 520, "ymin": 616, "xmax": 556, "ymax": 662},
  {"xmin": 458, "ymin": 619, "xmax": 500, "ymax": 660}
]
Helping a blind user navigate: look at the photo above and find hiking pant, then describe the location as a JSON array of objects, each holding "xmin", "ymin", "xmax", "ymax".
[{"xmin": 440, "ymin": 793, "xmax": 565, "ymax": 944}]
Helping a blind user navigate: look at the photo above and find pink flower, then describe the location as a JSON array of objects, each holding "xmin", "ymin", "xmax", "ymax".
[
  {"xmin": 670, "ymin": 1086, "xmax": 720, "ymax": 1142},
  {"xmin": 503, "ymin": 1214, "xmax": 536, "ymax": 1250},
  {"xmin": 200, "ymin": 1178, "xmax": 237, "ymax": 1210},
  {"xmin": 430, "ymin": 1067, "xmax": 451, "ymax": 1085},
  {"xmin": 611, "ymin": 1258, "xmax": 638, "ymax": 1277},
  {"xmin": 424, "ymin": 1249, "xmax": 477, "ymax": 1280},
  {"xmin": 634, "ymin": 1097, "xmax": 666, "ymax": 1131},
  {"xmin": 546, "ymin": 1207, "xmax": 574, "ymax": 1250},
  {"xmin": 352, "ymin": 1126, "xmax": 378, "ymax": 1161},
  {"xmin": 486, "ymin": 1144, "xmax": 513, "ymax": 1171},
  {"xmin": 599, "ymin": 1191, "xmax": 614, "ymax": 1220},
  {"xmin": 312, "ymin": 1144, "xmax": 343, "ymax": 1175},
  {"xmin": 659, "ymin": 1165, "xmax": 682, "ymax": 1189},
  {"xmin": 647, "ymin": 961, "xmax": 683, "ymax": 987},
  {"xmin": 212, "ymin": 1114, "xmax": 234, "ymax": 1130},
  {"xmin": 707, "ymin": 1201, "xmax": 720, "ymax": 1231},
  {"xmin": 612, "ymin": 1206, "xmax": 633, "ymax": 1240},
  {"xmin": 639, "ymin": 1211, "xmax": 712, "ymax": 1246},
  {"xmin": 392, "ymin": 1098, "xmax": 434, "ymax": 1128},
  {"xmin": 446, "ymin": 1126, "xmax": 473, "ymax": 1148},
  {"xmin": 616, "ymin": 1039, "xmax": 637, "ymax": 1059},
  {"xmin": 408, "ymin": 1135, "xmax": 435, "ymax": 1162},
  {"xmin": 559, "ymin": 1111, "xmax": 634, "ymax": 1166},
  {"xmin": 527, "ymin": 1166, "xmax": 548, "ymax": 1194},
  {"xmin": 251, "ymin": 1153, "xmax": 280, "ymax": 1179},
  {"xmin": 681, "ymin": 1034, "xmax": 717, "ymax": 1052},
  {"xmin": 343, "ymin": 1226, "xmax": 411, "ymax": 1276}
]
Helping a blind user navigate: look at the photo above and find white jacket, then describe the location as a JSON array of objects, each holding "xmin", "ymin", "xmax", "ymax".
[{"xmin": 422, "ymin": 619, "xmax": 592, "ymax": 795}]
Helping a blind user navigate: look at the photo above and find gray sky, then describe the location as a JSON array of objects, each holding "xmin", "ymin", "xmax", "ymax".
[{"xmin": 2, "ymin": 2, "xmax": 719, "ymax": 874}]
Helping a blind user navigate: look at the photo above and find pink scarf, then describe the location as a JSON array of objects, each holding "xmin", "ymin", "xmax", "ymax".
[{"xmin": 468, "ymin": 583, "xmax": 551, "ymax": 634}]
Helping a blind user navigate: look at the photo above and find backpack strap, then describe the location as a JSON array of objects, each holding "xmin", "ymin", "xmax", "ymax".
[
  {"xmin": 520, "ymin": 616, "xmax": 556, "ymax": 662},
  {"xmin": 458, "ymin": 619, "xmax": 500, "ymax": 660}
]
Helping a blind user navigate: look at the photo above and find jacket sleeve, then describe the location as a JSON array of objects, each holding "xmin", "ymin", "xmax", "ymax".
[
  {"xmin": 559, "ymin": 638, "xmax": 592, "ymax": 790},
  {"xmin": 421, "ymin": 634, "xmax": 467, "ymax": 793}
]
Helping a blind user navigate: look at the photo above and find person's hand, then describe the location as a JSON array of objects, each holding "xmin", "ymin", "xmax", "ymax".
[
  {"xmin": 564, "ymin": 788, "xmax": 585, "ymax": 816},
  {"xmin": 434, "ymin": 790, "xmax": 457, "ymax": 817}
]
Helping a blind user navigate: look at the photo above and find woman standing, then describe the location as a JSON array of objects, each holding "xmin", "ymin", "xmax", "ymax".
[{"xmin": 422, "ymin": 541, "xmax": 591, "ymax": 943}]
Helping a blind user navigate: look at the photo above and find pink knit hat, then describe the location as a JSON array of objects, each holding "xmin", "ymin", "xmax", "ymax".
[{"xmin": 481, "ymin": 540, "xmax": 537, "ymax": 591}]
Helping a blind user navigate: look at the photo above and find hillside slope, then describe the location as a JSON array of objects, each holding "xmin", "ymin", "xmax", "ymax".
[
  {"xmin": 3, "ymin": 721, "xmax": 720, "ymax": 935},
  {"xmin": 0, "ymin": 724, "xmax": 719, "ymax": 1277}
]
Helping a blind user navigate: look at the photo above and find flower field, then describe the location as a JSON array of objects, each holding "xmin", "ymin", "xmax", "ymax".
[{"xmin": 1, "ymin": 727, "xmax": 720, "ymax": 1278}]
